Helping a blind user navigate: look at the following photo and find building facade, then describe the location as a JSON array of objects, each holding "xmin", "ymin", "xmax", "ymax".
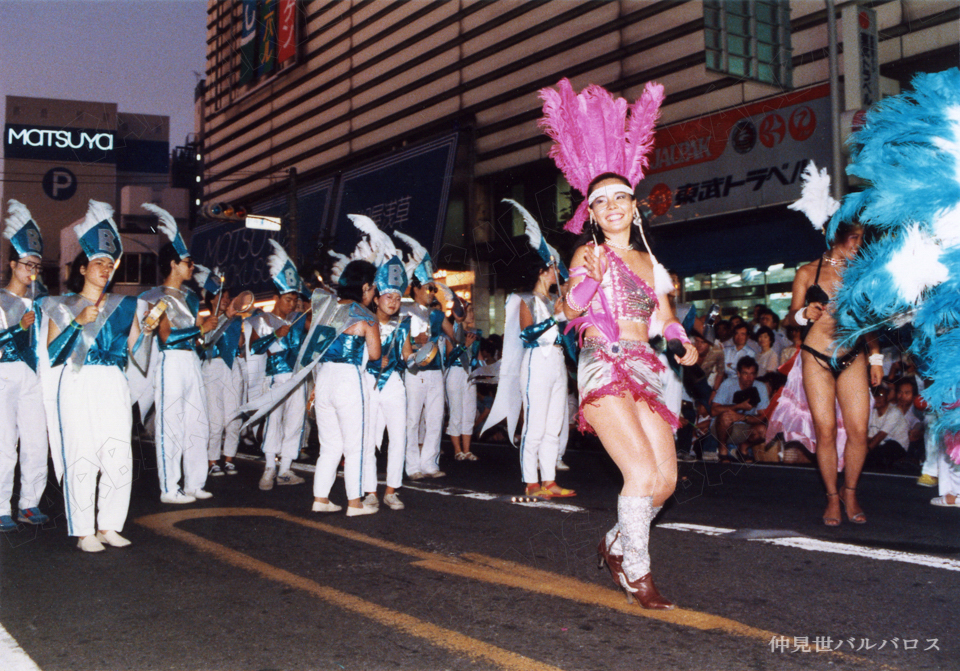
[
  {"xmin": 2, "ymin": 95, "xmax": 187, "ymax": 294},
  {"xmin": 199, "ymin": 0, "xmax": 959, "ymax": 329}
]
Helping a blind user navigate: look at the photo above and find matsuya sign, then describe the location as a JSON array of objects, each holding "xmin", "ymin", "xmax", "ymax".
[
  {"xmin": 4, "ymin": 124, "xmax": 116, "ymax": 164},
  {"xmin": 636, "ymin": 84, "xmax": 832, "ymax": 226}
]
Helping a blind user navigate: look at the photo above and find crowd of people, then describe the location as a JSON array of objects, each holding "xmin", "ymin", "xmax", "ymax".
[{"xmin": 3, "ymin": 74, "xmax": 959, "ymax": 615}]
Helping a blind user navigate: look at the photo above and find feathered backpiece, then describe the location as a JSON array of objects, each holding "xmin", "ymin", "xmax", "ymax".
[
  {"xmin": 503, "ymin": 198, "xmax": 569, "ymax": 281},
  {"xmin": 328, "ymin": 250, "xmax": 350, "ymax": 285},
  {"xmin": 348, "ymin": 214, "xmax": 399, "ymax": 266},
  {"xmin": 74, "ymin": 200, "xmax": 122, "ymax": 261},
  {"xmin": 393, "ymin": 230, "xmax": 434, "ymax": 285},
  {"xmin": 3, "ymin": 199, "xmax": 43, "ymax": 259},
  {"xmin": 829, "ymin": 67, "xmax": 960, "ymax": 467},
  {"xmin": 788, "ymin": 161, "xmax": 840, "ymax": 232},
  {"xmin": 539, "ymin": 78, "xmax": 665, "ymax": 233},
  {"xmin": 142, "ymin": 203, "xmax": 189, "ymax": 259},
  {"xmin": 267, "ymin": 239, "xmax": 305, "ymax": 297}
]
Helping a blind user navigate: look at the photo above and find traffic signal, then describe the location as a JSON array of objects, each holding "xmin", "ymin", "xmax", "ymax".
[{"xmin": 201, "ymin": 203, "xmax": 247, "ymax": 220}]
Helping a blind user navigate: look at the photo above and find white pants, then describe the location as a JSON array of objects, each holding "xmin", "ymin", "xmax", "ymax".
[
  {"xmin": 938, "ymin": 447, "xmax": 960, "ymax": 497},
  {"xmin": 261, "ymin": 372, "xmax": 308, "ymax": 473},
  {"xmin": 370, "ymin": 374, "xmax": 407, "ymax": 490},
  {"xmin": 0, "ymin": 362, "xmax": 48, "ymax": 517},
  {"xmin": 445, "ymin": 367, "xmax": 477, "ymax": 436},
  {"xmin": 155, "ymin": 350, "xmax": 209, "ymax": 496},
  {"xmin": 520, "ymin": 347, "xmax": 567, "ymax": 484},
  {"xmin": 405, "ymin": 369, "xmax": 444, "ymax": 475},
  {"xmin": 314, "ymin": 362, "xmax": 368, "ymax": 501},
  {"xmin": 921, "ymin": 414, "xmax": 939, "ymax": 478},
  {"xmin": 202, "ymin": 358, "xmax": 243, "ymax": 461},
  {"xmin": 57, "ymin": 365, "xmax": 132, "ymax": 537}
]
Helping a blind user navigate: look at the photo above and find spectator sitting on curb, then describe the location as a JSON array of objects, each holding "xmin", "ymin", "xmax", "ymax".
[{"xmin": 711, "ymin": 356, "xmax": 769, "ymax": 462}]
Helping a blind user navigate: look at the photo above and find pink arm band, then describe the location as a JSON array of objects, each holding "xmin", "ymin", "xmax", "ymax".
[
  {"xmin": 664, "ymin": 322, "xmax": 690, "ymax": 345},
  {"xmin": 566, "ymin": 276, "xmax": 600, "ymax": 312}
]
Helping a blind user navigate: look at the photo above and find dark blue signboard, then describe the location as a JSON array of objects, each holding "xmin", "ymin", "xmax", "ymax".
[
  {"xmin": 189, "ymin": 178, "xmax": 333, "ymax": 296},
  {"xmin": 330, "ymin": 134, "xmax": 458, "ymax": 257}
]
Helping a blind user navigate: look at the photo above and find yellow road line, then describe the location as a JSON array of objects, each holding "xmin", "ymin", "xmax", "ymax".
[{"xmin": 136, "ymin": 508, "xmax": 901, "ymax": 671}]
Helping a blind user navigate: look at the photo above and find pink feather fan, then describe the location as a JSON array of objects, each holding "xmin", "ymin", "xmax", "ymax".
[{"xmin": 539, "ymin": 78, "xmax": 665, "ymax": 234}]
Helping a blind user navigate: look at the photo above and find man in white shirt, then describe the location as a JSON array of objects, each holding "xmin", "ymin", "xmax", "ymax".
[{"xmin": 865, "ymin": 384, "xmax": 910, "ymax": 471}]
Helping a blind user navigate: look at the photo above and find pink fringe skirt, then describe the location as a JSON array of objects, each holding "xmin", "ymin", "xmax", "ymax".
[
  {"xmin": 577, "ymin": 337, "xmax": 679, "ymax": 434},
  {"xmin": 766, "ymin": 353, "xmax": 848, "ymax": 470}
]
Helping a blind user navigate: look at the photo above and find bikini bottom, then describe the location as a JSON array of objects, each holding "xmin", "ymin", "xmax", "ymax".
[{"xmin": 800, "ymin": 342, "xmax": 863, "ymax": 379}]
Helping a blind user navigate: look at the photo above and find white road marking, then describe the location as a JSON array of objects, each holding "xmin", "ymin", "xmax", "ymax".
[
  {"xmin": 660, "ymin": 522, "xmax": 960, "ymax": 572},
  {"xmin": 235, "ymin": 454, "xmax": 585, "ymax": 512},
  {"xmin": 0, "ymin": 624, "xmax": 41, "ymax": 671}
]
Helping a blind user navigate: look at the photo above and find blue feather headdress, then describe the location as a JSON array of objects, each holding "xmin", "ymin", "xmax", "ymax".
[{"xmin": 829, "ymin": 68, "xmax": 960, "ymax": 468}]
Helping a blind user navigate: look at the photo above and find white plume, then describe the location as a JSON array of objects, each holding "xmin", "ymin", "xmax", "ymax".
[
  {"xmin": 886, "ymin": 223, "xmax": 949, "ymax": 303},
  {"xmin": 503, "ymin": 198, "xmax": 563, "ymax": 265},
  {"xmin": 141, "ymin": 202, "xmax": 180, "ymax": 244},
  {"xmin": 393, "ymin": 230, "xmax": 427, "ymax": 278},
  {"xmin": 3, "ymin": 199, "xmax": 35, "ymax": 242},
  {"xmin": 348, "ymin": 214, "xmax": 398, "ymax": 265},
  {"xmin": 267, "ymin": 239, "xmax": 293, "ymax": 278},
  {"xmin": 933, "ymin": 205, "xmax": 960, "ymax": 249},
  {"xmin": 328, "ymin": 249, "xmax": 350, "ymax": 284},
  {"xmin": 74, "ymin": 200, "xmax": 116, "ymax": 239},
  {"xmin": 193, "ymin": 263, "xmax": 211, "ymax": 287},
  {"xmin": 788, "ymin": 161, "xmax": 840, "ymax": 231}
]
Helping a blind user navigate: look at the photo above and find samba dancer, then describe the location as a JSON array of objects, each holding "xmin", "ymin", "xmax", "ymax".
[
  {"xmin": 45, "ymin": 201, "xmax": 150, "ymax": 552},
  {"xmin": 0, "ymin": 201, "xmax": 49, "ymax": 531},
  {"xmin": 138, "ymin": 204, "xmax": 217, "ymax": 504},
  {"xmin": 541, "ymin": 79, "xmax": 697, "ymax": 609}
]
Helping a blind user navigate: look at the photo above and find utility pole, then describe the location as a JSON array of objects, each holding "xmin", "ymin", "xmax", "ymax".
[{"xmin": 286, "ymin": 167, "xmax": 299, "ymax": 265}]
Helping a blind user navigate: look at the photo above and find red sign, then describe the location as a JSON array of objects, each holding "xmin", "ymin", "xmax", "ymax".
[{"xmin": 278, "ymin": 0, "xmax": 297, "ymax": 64}]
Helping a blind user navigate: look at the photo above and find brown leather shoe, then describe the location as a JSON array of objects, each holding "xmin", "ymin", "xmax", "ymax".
[{"xmin": 597, "ymin": 534, "xmax": 626, "ymax": 588}]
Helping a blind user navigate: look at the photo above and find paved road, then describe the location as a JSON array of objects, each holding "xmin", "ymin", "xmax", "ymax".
[{"xmin": 2, "ymin": 438, "xmax": 957, "ymax": 671}]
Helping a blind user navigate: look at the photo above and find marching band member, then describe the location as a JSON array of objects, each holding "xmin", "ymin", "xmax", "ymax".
[
  {"xmin": 394, "ymin": 232, "xmax": 454, "ymax": 479},
  {"xmin": 366, "ymin": 254, "xmax": 413, "ymax": 511},
  {"xmin": 482, "ymin": 199, "xmax": 575, "ymax": 497},
  {"xmin": 248, "ymin": 240, "xmax": 310, "ymax": 491},
  {"xmin": 0, "ymin": 201, "xmax": 49, "ymax": 531},
  {"xmin": 138, "ymin": 204, "xmax": 216, "ymax": 504},
  {"xmin": 309, "ymin": 259, "xmax": 381, "ymax": 515},
  {"xmin": 444, "ymin": 301, "xmax": 480, "ymax": 462},
  {"xmin": 45, "ymin": 201, "xmax": 149, "ymax": 552},
  {"xmin": 195, "ymin": 267, "xmax": 244, "ymax": 477}
]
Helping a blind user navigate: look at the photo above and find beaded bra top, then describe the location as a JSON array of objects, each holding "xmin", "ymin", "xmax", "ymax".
[{"xmin": 589, "ymin": 245, "xmax": 658, "ymax": 324}]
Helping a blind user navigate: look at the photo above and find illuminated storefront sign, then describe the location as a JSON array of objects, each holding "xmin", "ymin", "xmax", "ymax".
[{"xmin": 4, "ymin": 124, "xmax": 116, "ymax": 163}]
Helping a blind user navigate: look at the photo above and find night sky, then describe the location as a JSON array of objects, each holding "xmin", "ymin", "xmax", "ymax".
[{"xmin": 0, "ymin": 0, "xmax": 207, "ymax": 150}]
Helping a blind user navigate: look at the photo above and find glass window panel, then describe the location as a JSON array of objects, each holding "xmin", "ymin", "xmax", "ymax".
[
  {"xmin": 703, "ymin": 8, "xmax": 720, "ymax": 27},
  {"xmin": 758, "ymin": 64, "xmax": 775, "ymax": 83},
  {"xmin": 706, "ymin": 50, "xmax": 721, "ymax": 70},
  {"xmin": 757, "ymin": 42, "xmax": 775, "ymax": 62},
  {"xmin": 728, "ymin": 36, "xmax": 748, "ymax": 56},
  {"xmin": 756, "ymin": 4, "xmax": 775, "ymax": 22},
  {"xmin": 142, "ymin": 254, "xmax": 157, "ymax": 286},
  {"xmin": 757, "ymin": 24, "xmax": 774, "ymax": 43},
  {"xmin": 705, "ymin": 30, "xmax": 720, "ymax": 49},
  {"xmin": 727, "ymin": 1, "xmax": 748, "ymax": 16},
  {"xmin": 727, "ymin": 15, "xmax": 748, "ymax": 35},
  {"xmin": 728, "ymin": 56, "xmax": 747, "ymax": 76}
]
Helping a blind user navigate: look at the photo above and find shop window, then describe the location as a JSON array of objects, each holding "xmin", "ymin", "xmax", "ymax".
[
  {"xmin": 115, "ymin": 253, "xmax": 158, "ymax": 286},
  {"xmin": 683, "ymin": 263, "xmax": 798, "ymax": 319},
  {"xmin": 704, "ymin": 0, "xmax": 792, "ymax": 88}
]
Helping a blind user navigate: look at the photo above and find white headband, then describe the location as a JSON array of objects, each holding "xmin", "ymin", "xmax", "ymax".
[{"xmin": 587, "ymin": 183, "xmax": 634, "ymax": 206}]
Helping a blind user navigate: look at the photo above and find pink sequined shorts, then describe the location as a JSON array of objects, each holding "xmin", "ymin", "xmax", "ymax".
[{"xmin": 576, "ymin": 337, "xmax": 679, "ymax": 434}]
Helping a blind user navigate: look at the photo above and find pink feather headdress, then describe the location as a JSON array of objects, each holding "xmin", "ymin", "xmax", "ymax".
[{"xmin": 539, "ymin": 78, "xmax": 665, "ymax": 234}]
